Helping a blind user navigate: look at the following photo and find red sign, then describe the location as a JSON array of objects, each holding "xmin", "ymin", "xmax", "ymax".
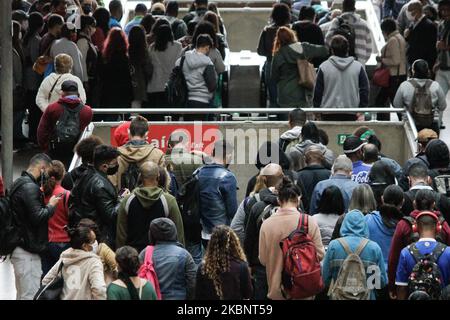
[{"xmin": 110, "ymin": 123, "xmax": 220, "ymax": 154}]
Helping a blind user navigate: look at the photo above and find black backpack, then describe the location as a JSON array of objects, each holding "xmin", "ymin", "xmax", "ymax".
[
  {"xmin": 334, "ymin": 17, "xmax": 356, "ymax": 59},
  {"xmin": 407, "ymin": 241, "xmax": 446, "ymax": 300},
  {"xmin": 166, "ymin": 55, "xmax": 188, "ymax": 107},
  {"xmin": 171, "ymin": 19, "xmax": 183, "ymax": 37},
  {"xmin": 50, "ymin": 103, "xmax": 83, "ymax": 152},
  {"xmin": 0, "ymin": 180, "xmax": 28, "ymax": 257},
  {"xmin": 176, "ymin": 168, "xmax": 201, "ymax": 244},
  {"xmin": 121, "ymin": 163, "xmax": 141, "ymax": 192},
  {"xmin": 403, "ymin": 214, "xmax": 446, "ymax": 244}
]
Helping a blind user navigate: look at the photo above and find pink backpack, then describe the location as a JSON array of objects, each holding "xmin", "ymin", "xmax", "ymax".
[{"xmin": 138, "ymin": 246, "xmax": 162, "ymax": 300}]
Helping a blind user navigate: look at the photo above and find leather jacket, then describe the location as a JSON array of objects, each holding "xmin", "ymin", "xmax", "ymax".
[
  {"xmin": 10, "ymin": 171, "xmax": 56, "ymax": 254},
  {"xmin": 69, "ymin": 166, "xmax": 119, "ymax": 247}
]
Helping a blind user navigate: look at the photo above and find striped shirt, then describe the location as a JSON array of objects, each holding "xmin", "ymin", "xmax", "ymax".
[{"xmin": 325, "ymin": 12, "xmax": 373, "ymax": 65}]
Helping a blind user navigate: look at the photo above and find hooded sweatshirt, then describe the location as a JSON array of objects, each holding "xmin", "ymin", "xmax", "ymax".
[
  {"xmin": 116, "ymin": 186, "xmax": 184, "ymax": 251},
  {"xmin": 289, "ymin": 139, "xmax": 335, "ymax": 170},
  {"xmin": 179, "ymin": 49, "xmax": 217, "ymax": 104},
  {"xmin": 365, "ymin": 211, "xmax": 397, "ymax": 270},
  {"xmin": 42, "ymin": 248, "xmax": 107, "ymax": 300},
  {"xmin": 271, "ymin": 42, "xmax": 329, "ymax": 108},
  {"xmin": 314, "ymin": 55, "xmax": 369, "ymax": 109},
  {"xmin": 279, "ymin": 126, "xmax": 303, "ymax": 152},
  {"xmin": 322, "ymin": 210, "xmax": 388, "ymax": 300},
  {"xmin": 111, "ymin": 140, "xmax": 165, "ymax": 190}
]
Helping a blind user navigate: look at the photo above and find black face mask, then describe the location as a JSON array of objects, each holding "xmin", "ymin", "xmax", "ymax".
[
  {"xmin": 82, "ymin": 4, "xmax": 92, "ymax": 14},
  {"xmin": 106, "ymin": 164, "xmax": 119, "ymax": 175}
]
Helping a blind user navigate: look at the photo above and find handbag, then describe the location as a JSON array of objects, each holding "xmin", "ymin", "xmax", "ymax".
[
  {"xmin": 373, "ymin": 36, "xmax": 401, "ymax": 88},
  {"xmin": 297, "ymin": 59, "xmax": 316, "ymax": 91},
  {"xmin": 33, "ymin": 40, "xmax": 55, "ymax": 76},
  {"xmin": 33, "ymin": 262, "xmax": 64, "ymax": 300}
]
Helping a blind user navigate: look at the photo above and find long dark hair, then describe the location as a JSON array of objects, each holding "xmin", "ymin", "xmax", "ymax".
[
  {"xmin": 23, "ymin": 12, "xmax": 44, "ymax": 47},
  {"xmin": 93, "ymin": 7, "xmax": 110, "ymax": 38},
  {"xmin": 318, "ymin": 185, "xmax": 345, "ymax": 215},
  {"xmin": 128, "ymin": 25, "xmax": 147, "ymax": 64},
  {"xmin": 148, "ymin": 18, "xmax": 170, "ymax": 45},
  {"xmin": 192, "ymin": 21, "xmax": 218, "ymax": 48},
  {"xmin": 116, "ymin": 246, "xmax": 141, "ymax": 300},
  {"xmin": 379, "ymin": 185, "xmax": 404, "ymax": 227},
  {"xmin": 153, "ymin": 24, "xmax": 174, "ymax": 51}
]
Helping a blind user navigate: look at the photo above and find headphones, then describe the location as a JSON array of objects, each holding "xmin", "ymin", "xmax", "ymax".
[{"xmin": 412, "ymin": 211, "xmax": 442, "ymax": 233}]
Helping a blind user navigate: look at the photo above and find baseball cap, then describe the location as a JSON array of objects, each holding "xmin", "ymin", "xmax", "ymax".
[
  {"xmin": 417, "ymin": 128, "xmax": 438, "ymax": 143},
  {"xmin": 343, "ymin": 135, "xmax": 366, "ymax": 154},
  {"xmin": 61, "ymin": 80, "xmax": 78, "ymax": 93}
]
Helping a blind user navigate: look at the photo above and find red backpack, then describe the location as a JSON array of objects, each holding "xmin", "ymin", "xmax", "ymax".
[
  {"xmin": 279, "ymin": 214, "xmax": 324, "ymax": 299},
  {"xmin": 138, "ymin": 246, "xmax": 162, "ymax": 300}
]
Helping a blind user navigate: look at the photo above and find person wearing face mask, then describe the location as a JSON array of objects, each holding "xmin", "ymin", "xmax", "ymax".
[
  {"xmin": 403, "ymin": 0, "xmax": 438, "ymax": 72},
  {"xmin": 69, "ymin": 145, "xmax": 122, "ymax": 249},
  {"xmin": 41, "ymin": 224, "xmax": 107, "ymax": 300},
  {"xmin": 78, "ymin": 218, "xmax": 118, "ymax": 285},
  {"xmin": 50, "ymin": 22, "xmax": 85, "ymax": 82},
  {"xmin": 37, "ymin": 80, "xmax": 93, "ymax": 168},
  {"xmin": 9, "ymin": 153, "xmax": 62, "ymax": 300},
  {"xmin": 77, "ymin": 15, "xmax": 98, "ymax": 105},
  {"xmin": 67, "ymin": 0, "xmax": 96, "ymax": 30}
]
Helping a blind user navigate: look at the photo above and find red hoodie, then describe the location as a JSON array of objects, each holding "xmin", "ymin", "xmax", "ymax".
[
  {"xmin": 387, "ymin": 209, "xmax": 450, "ymax": 293},
  {"xmin": 37, "ymin": 97, "xmax": 93, "ymax": 152},
  {"xmin": 45, "ymin": 184, "xmax": 70, "ymax": 243}
]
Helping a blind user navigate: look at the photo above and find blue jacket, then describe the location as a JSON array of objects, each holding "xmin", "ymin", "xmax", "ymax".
[
  {"xmin": 140, "ymin": 242, "xmax": 197, "ymax": 300},
  {"xmin": 365, "ymin": 211, "xmax": 396, "ymax": 270},
  {"xmin": 322, "ymin": 210, "xmax": 388, "ymax": 300},
  {"xmin": 310, "ymin": 174, "xmax": 359, "ymax": 215},
  {"xmin": 197, "ymin": 164, "xmax": 238, "ymax": 237}
]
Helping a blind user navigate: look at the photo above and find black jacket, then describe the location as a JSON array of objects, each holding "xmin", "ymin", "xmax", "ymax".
[
  {"xmin": 296, "ymin": 164, "xmax": 331, "ymax": 213},
  {"xmin": 401, "ymin": 186, "xmax": 450, "ymax": 221},
  {"xmin": 10, "ymin": 171, "xmax": 56, "ymax": 254},
  {"xmin": 406, "ymin": 17, "xmax": 438, "ymax": 69},
  {"xmin": 244, "ymin": 188, "xmax": 278, "ymax": 268},
  {"xmin": 61, "ymin": 163, "xmax": 89, "ymax": 190},
  {"xmin": 291, "ymin": 21, "xmax": 327, "ymax": 67},
  {"xmin": 69, "ymin": 166, "xmax": 119, "ymax": 246}
]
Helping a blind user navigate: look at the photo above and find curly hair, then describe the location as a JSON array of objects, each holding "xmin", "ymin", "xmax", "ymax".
[{"xmin": 202, "ymin": 225, "xmax": 247, "ymax": 299}]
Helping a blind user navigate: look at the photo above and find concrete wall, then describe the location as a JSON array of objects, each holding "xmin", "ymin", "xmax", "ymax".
[{"xmin": 87, "ymin": 120, "xmax": 414, "ymax": 203}]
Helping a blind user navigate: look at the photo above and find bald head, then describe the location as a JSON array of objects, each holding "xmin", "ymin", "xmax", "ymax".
[
  {"xmin": 260, "ymin": 163, "xmax": 284, "ymax": 187},
  {"xmin": 140, "ymin": 161, "xmax": 159, "ymax": 181},
  {"xmin": 363, "ymin": 143, "xmax": 379, "ymax": 164}
]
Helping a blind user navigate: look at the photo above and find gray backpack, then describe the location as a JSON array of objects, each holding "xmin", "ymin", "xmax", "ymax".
[
  {"xmin": 434, "ymin": 175, "xmax": 450, "ymax": 197},
  {"xmin": 409, "ymin": 79, "xmax": 434, "ymax": 128},
  {"xmin": 329, "ymin": 238, "xmax": 370, "ymax": 300}
]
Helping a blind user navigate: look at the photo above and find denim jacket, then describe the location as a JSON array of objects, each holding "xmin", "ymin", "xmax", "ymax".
[
  {"xmin": 197, "ymin": 164, "xmax": 238, "ymax": 238},
  {"xmin": 140, "ymin": 241, "xmax": 197, "ymax": 300}
]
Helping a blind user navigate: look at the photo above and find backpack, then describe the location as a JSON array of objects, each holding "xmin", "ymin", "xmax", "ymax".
[
  {"xmin": 256, "ymin": 204, "xmax": 278, "ymax": 232},
  {"xmin": 403, "ymin": 214, "xmax": 446, "ymax": 244},
  {"xmin": 171, "ymin": 19, "xmax": 183, "ymax": 38},
  {"xmin": 434, "ymin": 175, "xmax": 450, "ymax": 197},
  {"xmin": 121, "ymin": 162, "xmax": 141, "ymax": 192},
  {"xmin": 138, "ymin": 245, "xmax": 162, "ymax": 300},
  {"xmin": 50, "ymin": 103, "xmax": 83, "ymax": 152},
  {"xmin": 176, "ymin": 168, "xmax": 201, "ymax": 244},
  {"xmin": 0, "ymin": 179, "xmax": 28, "ymax": 257},
  {"xmin": 124, "ymin": 193, "xmax": 169, "ymax": 217},
  {"xmin": 407, "ymin": 241, "xmax": 446, "ymax": 300},
  {"xmin": 329, "ymin": 238, "xmax": 370, "ymax": 300},
  {"xmin": 279, "ymin": 214, "xmax": 324, "ymax": 299},
  {"xmin": 333, "ymin": 17, "xmax": 356, "ymax": 59},
  {"xmin": 166, "ymin": 55, "xmax": 188, "ymax": 107},
  {"xmin": 409, "ymin": 79, "xmax": 434, "ymax": 128}
]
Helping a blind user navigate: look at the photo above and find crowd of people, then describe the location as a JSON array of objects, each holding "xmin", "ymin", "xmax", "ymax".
[{"xmin": 2, "ymin": 0, "xmax": 450, "ymax": 302}]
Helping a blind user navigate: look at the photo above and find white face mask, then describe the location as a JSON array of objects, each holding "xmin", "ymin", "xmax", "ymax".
[{"xmin": 90, "ymin": 240, "xmax": 99, "ymax": 254}]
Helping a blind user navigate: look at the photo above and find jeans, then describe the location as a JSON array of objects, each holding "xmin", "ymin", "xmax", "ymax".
[
  {"xmin": 40, "ymin": 242, "xmax": 70, "ymax": 277},
  {"xmin": 186, "ymin": 242, "xmax": 203, "ymax": 266},
  {"xmin": 10, "ymin": 247, "xmax": 42, "ymax": 300}
]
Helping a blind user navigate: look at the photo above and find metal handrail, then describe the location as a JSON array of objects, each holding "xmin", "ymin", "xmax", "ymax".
[{"xmin": 92, "ymin": 107, "xmax": 405, "ymax": 114}]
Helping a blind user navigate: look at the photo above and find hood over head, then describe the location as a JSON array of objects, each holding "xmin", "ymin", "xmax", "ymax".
[
  {"xmin": 149, "ymin": 217, "xmax": 178, "ymax": 244},
  {"xmin": 340, "ymin": 209, "xmax": 369, "ymax": 238}
]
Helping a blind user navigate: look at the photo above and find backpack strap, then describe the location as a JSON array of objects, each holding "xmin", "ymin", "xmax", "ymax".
[
  {"xmin": 298, "ymin": 213, "xmax": 308, "ymax": 234},
  {"xmin": 337, "ymin": 238, "xmax": 353, "ymax": 256},
  {"xmin": 408, "ymin": 79, "xmax": 419, "ymax": 88},
  {"xmin": 47, "ymin": 74, "xmax": 63, "ymax": 101},
  {"xmin": 160, "ymin": 193, "xmax": 169, "ymax": 218},
  {"xmin": 145, "ymin": 245, "xmax": 155, "ymax": 265},
  {"xmin": 354, "ymin": 239, "xmax": 370, "ymax": 257},
  {"xmin": 124, "ymin": 194, "xmax": 136, "ymax": 215},
  {"xmin": 425, "ymin": 79, "xmax": 433, "ymax": 90}
]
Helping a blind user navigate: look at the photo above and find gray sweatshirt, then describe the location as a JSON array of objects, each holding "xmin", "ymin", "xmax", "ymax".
[
  {"xmin": 313, "ymin": 55, "xmax": 369, "ymax": 109},
  {"xmin": 50, "ymin": 38, "xmax": 84, "ymax": 82},
  {"xmin": 178, "ymin": 49, "xmax": 217, "ymax": 104}
]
